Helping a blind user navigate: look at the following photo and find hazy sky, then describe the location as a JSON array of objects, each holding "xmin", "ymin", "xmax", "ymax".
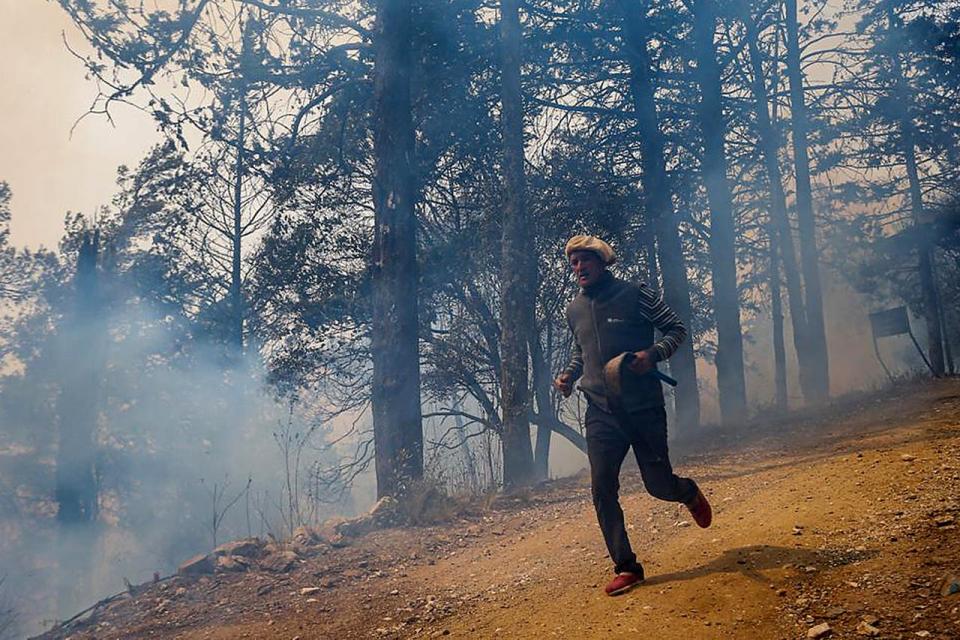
[{"xmin": 0, "ymin": 0, "xmax": 160, "ymax": 249}]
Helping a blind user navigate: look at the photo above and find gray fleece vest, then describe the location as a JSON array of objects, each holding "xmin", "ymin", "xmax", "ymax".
[{"xmin": 566, "ymin": 275, "xmax": 665, "ymax": 413}]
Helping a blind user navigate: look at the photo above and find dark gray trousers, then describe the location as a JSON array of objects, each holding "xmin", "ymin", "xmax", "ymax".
[{"xmin": 585, "ymin": 403, "xmax": 698, "ymax": 575}]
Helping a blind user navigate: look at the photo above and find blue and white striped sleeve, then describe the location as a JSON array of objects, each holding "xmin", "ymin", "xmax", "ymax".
[{"xmin": 638, "ymin": 284, "xmax": 687, "ymax": 362}]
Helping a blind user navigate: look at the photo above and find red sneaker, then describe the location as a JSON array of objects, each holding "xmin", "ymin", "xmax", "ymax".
[
  {"xmin": 686, "ymin": 489, "xmax": 712, "ymax": 528},
  {"xmin": 605, "ymin": 572, "xmax": 644, "ymax": 596}
]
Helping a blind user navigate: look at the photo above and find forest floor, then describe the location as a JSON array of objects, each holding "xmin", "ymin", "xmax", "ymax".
[{"xmin": 36, "ymin": 378, "xmax": 960, "ymax": 640}]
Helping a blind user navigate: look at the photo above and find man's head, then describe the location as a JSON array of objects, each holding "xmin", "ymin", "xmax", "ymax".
[
  {"xmin": 564, "ymin": 235, "xmax": 616, "ymax": 288},
  {"xmin": 568, "ymin": 250, "xmax": 606, "ymax": 287}
]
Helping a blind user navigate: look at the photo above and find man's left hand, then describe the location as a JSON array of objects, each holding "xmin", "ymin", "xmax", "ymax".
[{"xmin": 627, "ymin": 350, "xmax": 657, "ymax": 375}]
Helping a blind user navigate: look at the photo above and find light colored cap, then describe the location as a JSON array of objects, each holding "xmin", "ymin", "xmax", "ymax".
[{"xmin": 564, "ymin": 234, "xmax": 617, "ymax": 265}]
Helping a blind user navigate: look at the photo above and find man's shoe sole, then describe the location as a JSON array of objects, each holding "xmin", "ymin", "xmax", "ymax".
[
  {"xmin": 687, "ymin": 490, "xmax": 712, "ymax": 528},
  {"xmin": 607, "ymin": 579, "xmax": 644, "ymax": 596}
]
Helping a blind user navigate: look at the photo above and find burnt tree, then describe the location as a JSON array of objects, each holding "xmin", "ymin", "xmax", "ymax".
[
  {"xmin": 55, "ymin": 230, "xmax": 106, "ymax": 617},
  {"xmin": 692, "ymin": 0, "xmax": 747, "ymax": 422},
  {"xmin": 55, "ymin": 232, "xmax": 104, "ymax": 525},
  {"xmin": 769, "ymin": 226, "xmax": 788, "ymax": 410},
  {"xmin": 744, "ymin": 14, "xmax": 812, "ymax": 405},
  {"xmin": 499, "ymin": 0, "xmax": 536, "ymax": 488},
  {"xmin": 370, "ymin": 0, "xmax": 424, "ymax": 498},
  {"xmin": 616, "ymin": 0, "xmax": 702, "ymax": 429},
  {"xmin": 785, "ymin": 0, "xmax": 831, "ymax": 398}
]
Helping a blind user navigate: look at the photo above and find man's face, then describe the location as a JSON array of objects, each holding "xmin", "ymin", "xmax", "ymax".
[{"xmin": 569, "ymin": 250, "xmax": 606, "ymax": 288}]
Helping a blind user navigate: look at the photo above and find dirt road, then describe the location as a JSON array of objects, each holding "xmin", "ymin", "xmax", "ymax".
[{"xmin": 40, "ymin": 379, "xmax": 960, "ymax": 639}]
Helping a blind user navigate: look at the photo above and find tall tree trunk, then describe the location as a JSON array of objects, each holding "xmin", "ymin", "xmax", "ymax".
[
  {"xmin": 745, "ymin": 20, "xmax": 813, "ymax": 402},
  {"xmin": 617, "ymin": 0, "xmax": 701, "ymax": 429},
  {"xmin": 485, "ymin": 430, "xmax": 498, "ymax": 490},
  {"xmin": 55, "ymin": 230, "xmax": 106, "ymax": 617},
  {"xmin": 230, "ymin": 94, "xmax": 246, "ymax": 358},
  {"xmin": 785, "ymin": 0, "xmax": 830, "ymax": 398},
  {"xmin": 935, "ymin": 266, "xmax": 954, "ymax": 374},
  {"xmin": 499, "ymin": 0, "xmax": 536, "ymax": 488},
  {"xmin": 370, "ymin": 0, "xmax": 424, "ymax": 498},
  {"xmin": 769, "ymin": 226, "xmax": 788, "ymax": 411},
  {"xmin": 692, "ymin": 0, "xmax": 747, "ymax": 423},
  {"xmin": 56, "ymin": 232, "xmax": 103, "ymax": 526},
  {"xmin": 530, "ymin": 332, "xmax": 553, "ymax": 482},
  {"xmin": 886, "ymin": 6, "xmax": 945, "ymax": 376}
]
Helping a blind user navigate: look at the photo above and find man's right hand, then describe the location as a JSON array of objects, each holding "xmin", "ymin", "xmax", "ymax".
[{"xmin": 553, "ymin": 372, "xmax": 574, "ymax": 398}]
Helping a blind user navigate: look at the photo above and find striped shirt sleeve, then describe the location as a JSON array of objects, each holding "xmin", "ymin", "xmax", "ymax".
[{"xmin": 638, "ymin": 284, "xmax": 687, "ymax": 362}]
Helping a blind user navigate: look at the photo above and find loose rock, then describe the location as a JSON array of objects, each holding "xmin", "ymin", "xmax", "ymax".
[
  {"xmin": 213, "ymin": 538, "xmax": 264, "ymax": 558},
  {"xmin": 177, "ymin": 553, "xmax": 214, "ymax": 576},
  {"xmin": 940, "ymin": 574, "xmax": 960, "ymax": 597},
  {"xmin": 260, "ymin": 550, "xmax": 299, "ymax": 573},
  {"xmin": 215, "ymin": 555, "xmax": 249, "ymax": 573},
  {"xmin": 807, "ymin": 622, "xmax": 832, "ymax": 638}
]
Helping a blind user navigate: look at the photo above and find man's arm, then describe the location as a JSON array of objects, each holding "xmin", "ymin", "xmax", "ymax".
[
  {"xmin": 562, "ymin": 325, "xmax": 584, "ymax": 380},
  {"xmin": 638, "ymin": 284, "xmax": 687, "ymax": 362},
  {"xmin": 554, "ymin": 318, "xmax": 583, "ymax": 397}
]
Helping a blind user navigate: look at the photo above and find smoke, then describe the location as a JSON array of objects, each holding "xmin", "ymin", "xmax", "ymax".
[
  {"xmin": 741, "ymin": 265, "xmax": 936, "ymax": 414},
  {"xmin": 0, "ymin": 576, "xmax": 17, "ymax": 640},
  {"xmin": 0, "ymin": 280, "xmax": 363, "ymax": 635}
]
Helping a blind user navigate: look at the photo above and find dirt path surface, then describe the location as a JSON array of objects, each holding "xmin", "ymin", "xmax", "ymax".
[{"xmin": 38, "ymin": 380, "xmax": 960, "ymax": 640}]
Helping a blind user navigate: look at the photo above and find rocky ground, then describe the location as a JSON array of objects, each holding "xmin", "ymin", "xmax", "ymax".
[{"xmin": 35, "ymin": 378, "xmax": 960, "ymax": 640}]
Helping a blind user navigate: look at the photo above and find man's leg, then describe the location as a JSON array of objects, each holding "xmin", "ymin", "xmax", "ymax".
[
  {"xmin": 628, "ymin": 406, "xmax": 699, "ymax": 505},
  {"xmin": 585, "ymin": 405, "xmax": 643, "ymax": 575}
]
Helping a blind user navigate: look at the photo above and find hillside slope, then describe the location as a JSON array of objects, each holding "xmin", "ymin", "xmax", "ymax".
[{"xmin": 37, "ymin": 379, "xmax": 960, "ymax": 639}]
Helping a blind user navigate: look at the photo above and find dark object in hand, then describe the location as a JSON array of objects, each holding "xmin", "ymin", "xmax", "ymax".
[{"xmin": 603, "ymin": 352, "xmax": 678, "ymax": 407}]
